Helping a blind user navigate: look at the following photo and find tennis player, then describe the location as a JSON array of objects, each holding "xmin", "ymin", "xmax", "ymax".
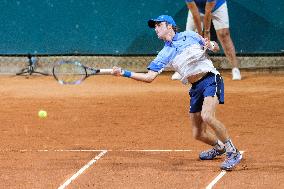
[{"xmin": 111, "ymin": 15, "xmax": 242, "ymax": 170}]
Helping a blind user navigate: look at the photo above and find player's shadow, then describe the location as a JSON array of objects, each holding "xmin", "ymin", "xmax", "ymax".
[{"xmin": 103, "ymin": 151, "xmax": 219, "ymax": 172}]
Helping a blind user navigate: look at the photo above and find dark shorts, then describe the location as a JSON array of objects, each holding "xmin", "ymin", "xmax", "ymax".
[{"xmin": 189, "ymin": 72, "xmax": 224, "ymax": 113}]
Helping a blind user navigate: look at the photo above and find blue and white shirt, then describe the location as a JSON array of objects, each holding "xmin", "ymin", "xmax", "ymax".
[
  {"xmin": 147, "ymin": 31, "xmax": 219, "ymax": 84},
  {"xmin": 185, "ymin": 0, "xmax": 226, "ymax": 14}
]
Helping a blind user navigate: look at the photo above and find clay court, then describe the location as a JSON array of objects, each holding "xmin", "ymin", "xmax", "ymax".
[{"xmin": 0, "ymin": 72, "xmax": 283, "ymax": 188}]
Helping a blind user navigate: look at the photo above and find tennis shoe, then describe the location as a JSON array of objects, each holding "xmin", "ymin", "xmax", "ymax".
[
  {"xmin": 199, "ymin": 147, "xmax": 226, "ymax": 160},
  {"xmin": 232, "ymin": 68, "xmax": 241, "ymax": 80},
  {"xmin": 220, "ymin": 151, "xmax": 242, "ymax": 171},
  {"xmin": 171, "ymin": 72, "xmax": 182, "ymax": 80}
]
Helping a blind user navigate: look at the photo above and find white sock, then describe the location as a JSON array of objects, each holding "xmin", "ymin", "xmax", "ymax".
[
  {"xmin": 224, "ymin": 139, "xmax": 237, "ymax": 153},
  {"xmin": 214, "ymin": 140, "xmax": 225, "ymax": 151}
]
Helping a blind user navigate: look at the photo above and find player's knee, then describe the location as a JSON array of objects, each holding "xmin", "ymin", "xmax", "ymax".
[
  {"xmin": 218, "ymin": 29, "xmax": 230, "ymax": 39},
  {"xmin": 201, "ymin": 112, "xmax": 214, "ymax": 125}
]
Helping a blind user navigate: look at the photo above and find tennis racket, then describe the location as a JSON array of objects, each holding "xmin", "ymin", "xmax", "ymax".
[{"xmin": 52, "ymin": 60, "xmax": 112, "ymax": 85}]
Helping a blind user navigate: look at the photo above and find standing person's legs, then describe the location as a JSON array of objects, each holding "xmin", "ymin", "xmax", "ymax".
[
  {"xmin": 216, "ymin": 29, "xmax": 241, "ymax": 80},
  {"xmin": 216, "ymin": 29, "xmax": 238, "ymax": 68},
  {"xmin": 186, "ymin": 10, "xmax": 202, "ymax": 31},
  {"xmin": 212, "ymin": 3, "xmax": 241, "ymax": 80}
]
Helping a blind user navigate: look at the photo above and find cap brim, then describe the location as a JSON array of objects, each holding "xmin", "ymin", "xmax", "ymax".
[{"xmin": 148, "ymin": 19, "xmax": 156, "ymax": 28}]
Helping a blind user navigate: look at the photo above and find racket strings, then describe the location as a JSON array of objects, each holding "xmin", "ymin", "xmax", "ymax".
[{"xmin": 53, "ymin": 61, "xmax": 87, "ymax": 84}]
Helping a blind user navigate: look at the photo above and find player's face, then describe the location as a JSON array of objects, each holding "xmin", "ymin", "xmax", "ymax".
[{"xmin": 154, "ymin": 22, "xmax": 171, "ymax": 40}]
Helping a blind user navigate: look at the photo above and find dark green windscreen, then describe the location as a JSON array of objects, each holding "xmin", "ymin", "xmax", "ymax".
[{"xmin": 0, "ymin": 0, "xmax": 283, "ymax": 54}]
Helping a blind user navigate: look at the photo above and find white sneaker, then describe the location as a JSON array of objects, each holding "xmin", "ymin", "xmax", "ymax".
[
  {"xmin": 171, "ymin": 72, "xmax": 182, "ymax": 80},
  {"xmin": 232, "ymin": 68, "xmax": 241, "ymax": 80}
]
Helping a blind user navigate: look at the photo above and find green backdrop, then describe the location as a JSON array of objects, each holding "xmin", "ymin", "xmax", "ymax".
[{"xmin": 0, "ymin": 0, "xmax": 283, "ymax": 54}]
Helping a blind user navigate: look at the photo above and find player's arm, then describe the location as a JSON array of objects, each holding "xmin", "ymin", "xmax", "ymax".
[
  {"xmin": 112, "ymin": 67, "xmax": 159, "ymax": 83},
  {"xmin": 112, "ymin": 46, "xmax": 171, "ymax": 82},
  {"xmin": 186, "ymin": 1, "xmax": 203, "ymax": 35},
  {"xmin": 203, "ymin": 0, "xmax": 216, "ymax": 40}
]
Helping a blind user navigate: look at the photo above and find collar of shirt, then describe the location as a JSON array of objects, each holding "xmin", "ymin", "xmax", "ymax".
[{"xmin": 165, "ymin": 32, "xmax": 180, "ymax": 47}]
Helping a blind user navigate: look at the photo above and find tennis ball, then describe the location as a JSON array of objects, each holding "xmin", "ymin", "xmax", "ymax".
[{"xmin": 38, "ymin": 110, "xmax": 47, "ymax": 118}]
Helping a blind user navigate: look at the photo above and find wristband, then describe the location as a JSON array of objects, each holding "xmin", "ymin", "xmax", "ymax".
[{"xmin": 122, "ymin": 70, "xmax": 132, "ymax": 78}]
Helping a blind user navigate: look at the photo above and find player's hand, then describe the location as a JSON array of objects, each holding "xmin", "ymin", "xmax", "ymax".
[
  {"xmin": 204, "ymin": 38, "xmax": 219, "ymax": 52},
  {"xmin": 112, "ymin": 66, "xmax": 123, "ymax": 76},
  {"xmin": 204, "ymin": 38, "xmax": 210, "ymax": 48}
]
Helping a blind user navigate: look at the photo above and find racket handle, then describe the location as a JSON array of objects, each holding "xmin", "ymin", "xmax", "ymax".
[{"xmin": 98, "ymin": 69, "xmax": 113, "ymax": 74}]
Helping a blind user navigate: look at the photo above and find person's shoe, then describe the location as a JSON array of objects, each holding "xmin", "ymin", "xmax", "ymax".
[
  {"xmin": 220, "ymin": 151, "xmax": 243, "ymax": 171},
  {"xmin": 232, "ymin": 68, "xmax": 241, "ymax": 80},
  {"xmin": 171, "ymin": 72, "xmax": 182, "ymax": 80},
  {"xmin": 199, "ymin": 147, "xmax": 226, "ymax": 160}
]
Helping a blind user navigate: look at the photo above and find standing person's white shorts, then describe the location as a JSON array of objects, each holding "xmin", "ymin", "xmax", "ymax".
[{"xmin": 186, "ymin": 2, "xmax": 229, "ymax": 31}]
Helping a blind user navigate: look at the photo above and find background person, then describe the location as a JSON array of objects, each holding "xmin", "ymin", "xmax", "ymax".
[{"xmin": 172, "ymin": 0, "xmax": 241, "ymax": 80}]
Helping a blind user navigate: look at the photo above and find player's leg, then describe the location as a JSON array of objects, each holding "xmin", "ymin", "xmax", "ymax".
[
  {"xmin": 190, "ymin": 112, "xmax": 226, "ymax": 160},
  {"xmin": 201, "ymin": 96, "xmax": 229, "ymax": 141},
  {"xmin": 212, "ymin": 3, "xmax": 241, "ymax": 80},
  {"xmin": 189, "ymin": 79, "xmax": 226, "ymax": 160},
  {"xmin": 190, "ymin": 112, "xmax": 217, "ymax": 145},
  {"xmin": 201, "ymin": 74, "xmax": 242, "ymax": 170}
]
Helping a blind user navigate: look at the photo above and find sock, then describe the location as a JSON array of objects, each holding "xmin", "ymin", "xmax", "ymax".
[
  {"xmin": 214, "ymin": 140, "xmax": 225, "ymax": 151},
  {"xmin": 224, "ymin": 139, "xmax": 237, "ymax": 153}
]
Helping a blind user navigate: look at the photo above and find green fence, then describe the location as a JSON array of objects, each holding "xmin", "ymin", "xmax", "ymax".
[{"xmin": 0, "ymin": 0, "xmax": 283, "ymax": 55}]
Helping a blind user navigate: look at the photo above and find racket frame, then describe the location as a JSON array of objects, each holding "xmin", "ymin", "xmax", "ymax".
[{"xmin": 52, "ymin": 60, "xmax": 112, "ymax": 85}]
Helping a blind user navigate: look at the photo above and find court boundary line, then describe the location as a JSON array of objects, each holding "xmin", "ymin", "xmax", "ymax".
[
  {"xmin": 19, "ymin": 149, "xmax": 192, "ymax": 152},
  {"xmin": 57, "ymin": 150, "xmax": 108, "ymax": 189},
  {"xmin": 205, "ymin": 151, "xmax": 245, "ymax": 189}
]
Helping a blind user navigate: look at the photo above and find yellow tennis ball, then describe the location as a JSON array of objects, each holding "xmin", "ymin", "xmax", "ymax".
[{"xmin": 38, "ymin": 110, "xmax": 47, "ymax": 118}]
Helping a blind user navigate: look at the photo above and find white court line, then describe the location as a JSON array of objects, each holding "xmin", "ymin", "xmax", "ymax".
[
  {"xmin": 19, "ymin": 149, "xmax": 106, "ymax": 152},
  {"xmin": 57, "ymin": 150, "xmax": 107, "ymax": 189},
  {"xmin": 54, "ymin": 149, "xmax": 106, "ymax": 152},
  {"xmin": 205, "ymin": 151, "xmax": 245, "ymax": 189},
  {"xmin": 33, "ymin": 149, "xmax": 192, "ymax": 152},
  {"xmin": 124, "ymin": 149, "xmax": 192, "ymax": 152}
]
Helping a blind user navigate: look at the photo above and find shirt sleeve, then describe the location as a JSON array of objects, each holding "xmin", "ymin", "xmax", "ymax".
[
  {"xmin": 207, "ymin": 0, "xmax": 216, "ymax": 2},
  {"xmin": 147, "ymin": 46, "xmax": 172, "ymax": 73},
  {"xmin": 185, "ymin": 31, "xmax": 205, "ymax": 46},
  {"xmin": 185, "ymin": 0, "xmax": 194, "ymax": 2}
]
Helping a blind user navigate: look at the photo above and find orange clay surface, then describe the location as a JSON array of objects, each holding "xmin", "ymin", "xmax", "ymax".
[{"xmin": 0, "ymin": 72, "xmax": 283, "ymax": 189}]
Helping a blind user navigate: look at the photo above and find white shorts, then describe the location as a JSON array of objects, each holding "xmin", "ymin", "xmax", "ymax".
[{"xmin": 186, "ymin": 2, "xmax": 229, "ymax": 31}]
